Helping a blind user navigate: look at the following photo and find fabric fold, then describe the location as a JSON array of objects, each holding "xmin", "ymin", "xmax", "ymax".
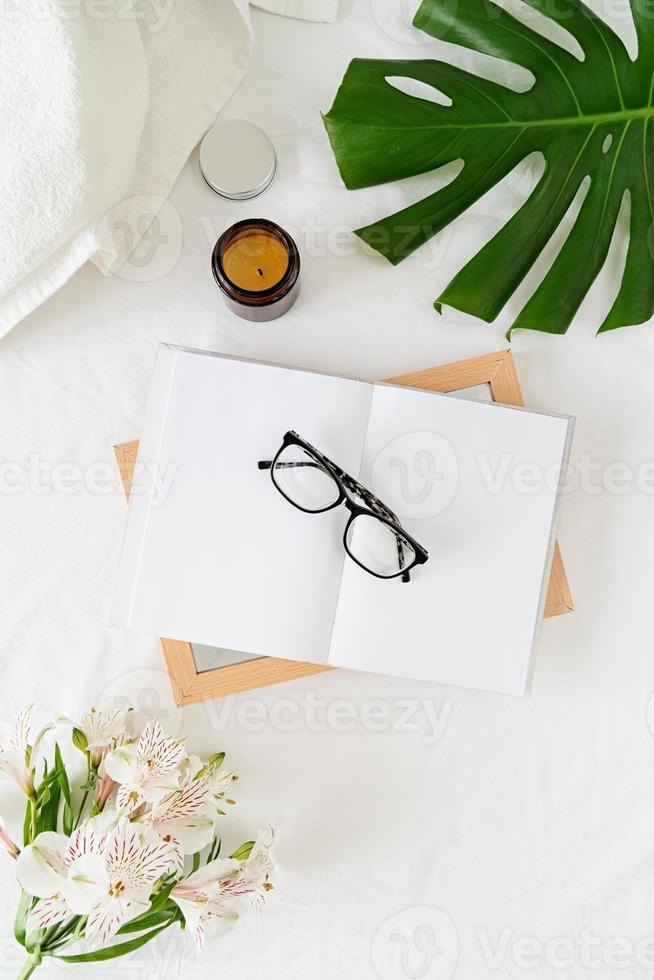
[{"xmin": 0, "ymin": 0, "xmax": 338, "ymax": 338}]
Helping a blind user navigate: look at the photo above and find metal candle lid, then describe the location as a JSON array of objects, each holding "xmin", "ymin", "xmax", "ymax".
[{"xmin": 199, "ymin": 119, "xmax": 277, "ymax": 200}]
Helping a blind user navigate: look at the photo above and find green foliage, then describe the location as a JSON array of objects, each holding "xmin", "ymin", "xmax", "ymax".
[
  {"xmin": 23, "ymin": 757, "xmax": 66, "ymax": 843},
  {"xmin": 117, "ymin": 907, "xmax": 179, "ymax": 935},
  {"xmin": 14, "ymin": 891, "xmax": 32, "ymax": 948},
  {"xmin": 56, "ymin": 923, "xmax": 173, "ymax": 963},
  {"xmin": 53, "ymin": 744, "xmax": 73, "ymax": 836},
  {"xmin": 230, "ymin": 841, "xmax": 254, "ymax": 861},
  {"xmin": 324, "ymin": 0, "xmax": 654, "ymax": 335},
  {"xmin": 116, "ymin": 883, "xmax": 180, "ymax": 938}
]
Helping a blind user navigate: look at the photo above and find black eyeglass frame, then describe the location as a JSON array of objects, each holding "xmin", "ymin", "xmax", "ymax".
[{"xmin": 258, "ymin": 430, "xmax": 429, "ymax": 582}]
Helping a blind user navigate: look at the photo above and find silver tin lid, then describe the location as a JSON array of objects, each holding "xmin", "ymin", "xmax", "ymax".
[{"xmin": 199, "ymin": 119, "xmax": 277, "ymax": 200}]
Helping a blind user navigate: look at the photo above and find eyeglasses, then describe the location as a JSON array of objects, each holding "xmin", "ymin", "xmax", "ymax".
[{"xmin": 258, "ymin": 430, "xmax": 429, "ymax": 582}]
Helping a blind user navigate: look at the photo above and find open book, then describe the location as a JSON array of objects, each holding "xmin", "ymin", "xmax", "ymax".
[{"xmin": 112, "ymin": 345, "xmax": 574, "ymax": 696}]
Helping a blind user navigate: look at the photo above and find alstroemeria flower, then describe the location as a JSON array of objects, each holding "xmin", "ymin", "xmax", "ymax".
[
  {"xmin": 17, "ymin": 816, "xmax": 178, "ymax": 945},
  {"xmin": 170, "ymin": 858, "xmax": 242, "ymax": 948},
  {"xmin": 241, "ymin": 827, "xmax": 275, "ymax": 886},
  {"xmin": 146, "ymin": 769, "xmax": 215, "ymax": 867},
  {"xmin": 76, "ymin": 818, "xmax": 180, "ymax": 946},
  {"xmin": 170, "ymin": 827, "xmax": 275, "ymax": 948},
  {"xmin": 16, "ymin": 814, "xmax": 114, "ymax": 931},
  {"xmin": 71, "ymin": 707, "xmax": 130, "ymax": 766},
  {"xmin": 189, "ymin": 753, "xmax": 238, "ymax": 812},
  {"xmin": 104, "ymin": 720, "xmax": 186, "ymax": 816},
  {"xmin": 0, "ymin": 706, "xmax": 36, "ymax": 797}
]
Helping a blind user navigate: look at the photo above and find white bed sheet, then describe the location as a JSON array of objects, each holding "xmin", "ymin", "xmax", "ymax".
[{"xmin": 1, "ymin": 2, "xmax": 653, "ymax": 977}]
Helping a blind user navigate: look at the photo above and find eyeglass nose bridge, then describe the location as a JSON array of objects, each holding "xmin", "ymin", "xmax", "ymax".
[{"xmin": 341, "ymin": 495, "xmax": 359, "ymax": 516}]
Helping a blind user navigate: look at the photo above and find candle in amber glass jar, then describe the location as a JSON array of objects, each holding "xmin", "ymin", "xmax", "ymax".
[{"xmin": 212, "ymin": 219, "xmax": 300, "ymax": 322}]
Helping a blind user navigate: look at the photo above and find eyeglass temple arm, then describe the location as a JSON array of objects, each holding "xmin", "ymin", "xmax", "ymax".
[
  {"xmin": 258, "ymin": 460, "xmax": 323, "ymax": 470},
  {"xmin": 257, "ymin": 459, "xmax": 411, "ymax": 582}
]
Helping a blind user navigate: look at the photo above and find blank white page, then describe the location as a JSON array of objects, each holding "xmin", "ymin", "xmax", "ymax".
[
  {"xmin": 328, "ymin": 384, "xmax": 573, "ymax": 695},
  {"xmin": 111, "ymin": 346, "xmax": 372, "ymax": 663}
]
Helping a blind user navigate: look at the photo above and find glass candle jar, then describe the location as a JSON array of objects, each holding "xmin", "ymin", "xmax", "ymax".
[{"xmin": 211, "ymin": 219, "xmax": 300, "ymax": 322}]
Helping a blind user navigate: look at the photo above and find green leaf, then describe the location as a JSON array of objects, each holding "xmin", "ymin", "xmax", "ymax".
[
  {"xmin": 14, "ymin": 890, "xmax": 32, "ymax": 947},
  {"xmin": 145, "ymin": 882, "xmax": 176, "ymax": 913},
  {"xmin": 36, "ymin": 777, "xmax": 60, "ymax": 835},
  {"xmin": 118, "ymin": 908, "xmax": 178, "ymax": 934},
  {"xmin": 53, "ymin": 744, "xmax": 71, "ymax": 805},
  {"xmin": 116, "ymin": 884, "xmax": 177, "ymax": 937},
  {"xmin": 323, "ymin": 0, "xmax": 654, "ymax": 335},
  {"xmin": 53, "ymin": 743, "xmax": 73, "ymax": 835},
  {"xmin": 230, "ymin": 841, "xmax": 254, "ymax": 861},
  {"xmin": 56, "ymin": 922, "xmax": 173, "ymax": 963},
  {"xmin": 44, "ymin": 916, "xmax": 83, "ymax": 953},
  {"xmin": 194, "ymin": 751, "xmax": 225, "ymax": 780}
]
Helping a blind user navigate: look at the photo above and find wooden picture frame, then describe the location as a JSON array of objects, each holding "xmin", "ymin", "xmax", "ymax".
[{"xmin": 114, "ymin": 349, "xmax": 573, "ymax": 706}]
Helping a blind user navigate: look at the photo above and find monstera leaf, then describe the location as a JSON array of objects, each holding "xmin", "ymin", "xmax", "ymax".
[{"xmin": 323, "ymin": 0, "xmax": 654, "ymax": 335}]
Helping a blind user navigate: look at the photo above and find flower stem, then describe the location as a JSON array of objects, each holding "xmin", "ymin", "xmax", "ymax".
[
  {"xmin": 73, "ymin": 790, "xmax": 89, "ymax": 830},
  {"xmin": 29, "ymin": 798, "xmax": 37, "ymax": 844},
  {"xmin": 74, "ymin": 756, "xmax": 94, "ymax": 830},
  {"xmin": 18, "ymin": 949, "xmax": 41, "ymax": 979}
]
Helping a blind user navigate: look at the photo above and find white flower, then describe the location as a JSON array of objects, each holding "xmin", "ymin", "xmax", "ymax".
[
  {"xmin": 16, "ymin": 815, "xmax": 113, "ymax": 932},
  {"xmin": 0, "ymin": 706, "xmax": 36, "ymax": 797},
  {"xmin": 241, "ymin": 827, "xmax": 275, "ymax": 885},
  {"xmin": 207, "ymin": 766, "xmax": 238, "ymax": 812},
  {"xmin": 146, "ymin": 769, "xmax": 215, "ymax": 866},
  {"xmin": 169, "ymin": 858, "xmax": 241, "ymax": 948},
  {"xmin": 170, "ymin": 828, "xmax": 275, "ymax": 949},
  {"xmin": 17, "ymin": 816, "xmax": 178, "ymax": 945},
  {"xmin": 71, "ymin": 707, "xmax": 130, "ymax": 766},
  {"xmin": 190, "ymin": 753, "xmax": 238, "ymax": 812},
  {"xmin": 104, "ymin": 720, "xmax": 186, "ymax": 816},
  {"xmin": 78, "ymin": 818, "xmax": 180, "ymax": 946}
]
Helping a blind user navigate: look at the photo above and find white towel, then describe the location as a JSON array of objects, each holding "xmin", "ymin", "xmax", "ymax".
[{"xmin": 0, "ymin": 0, "xmax": 337, "ymax": 338}]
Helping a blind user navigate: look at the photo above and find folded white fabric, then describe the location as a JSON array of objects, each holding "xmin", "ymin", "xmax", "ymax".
[{"xmin": 0, "ymin": 0, "xmax": 337, "ymax": 338}]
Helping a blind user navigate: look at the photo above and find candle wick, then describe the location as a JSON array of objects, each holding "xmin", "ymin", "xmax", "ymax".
[{"xmin": 257, "ymin": 267, "xmax": 264, "ymax": 277}]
